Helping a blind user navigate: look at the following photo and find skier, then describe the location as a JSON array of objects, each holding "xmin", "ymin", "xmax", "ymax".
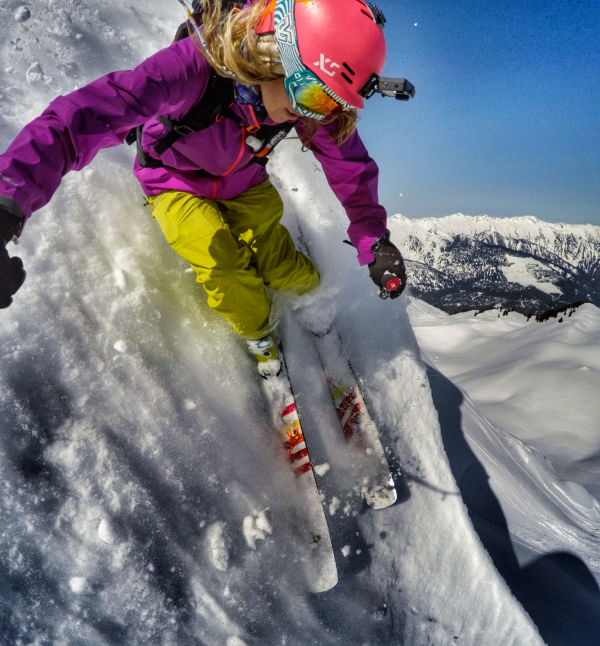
[{"xmin": 0, "ymin": 0, "xmax": 408, "ymax": 376}]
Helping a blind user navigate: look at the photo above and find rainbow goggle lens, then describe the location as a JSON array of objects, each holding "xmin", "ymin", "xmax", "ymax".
[{"xmin": 285, "ymin": 69, "xmax": 352, "ymax": 120}]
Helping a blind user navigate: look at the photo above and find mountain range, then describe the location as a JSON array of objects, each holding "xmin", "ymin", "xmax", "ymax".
[{"xmin": 389, "ymin": 213, "xmax": 600, "ymax": 316}]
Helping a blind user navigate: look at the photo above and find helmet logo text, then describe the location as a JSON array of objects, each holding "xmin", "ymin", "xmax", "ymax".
[{"xmin": 314, "ymin": 54, "xmax": 340, "ymax": 77}]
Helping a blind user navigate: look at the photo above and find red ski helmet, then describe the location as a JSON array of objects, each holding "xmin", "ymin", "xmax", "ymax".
[{"xmin": 257, "ymin": 0, "xmax": 387, "ymax": 113}]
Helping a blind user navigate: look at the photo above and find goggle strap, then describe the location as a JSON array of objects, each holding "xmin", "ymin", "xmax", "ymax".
[{"xmin": 175, "ymin": 0, "xmax": 238, "ymax": 78}]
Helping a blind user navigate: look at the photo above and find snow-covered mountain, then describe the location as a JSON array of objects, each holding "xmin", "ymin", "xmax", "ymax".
[{"xmin": 390, "ymin": 213, "xmax": 600, "ymax": 316}]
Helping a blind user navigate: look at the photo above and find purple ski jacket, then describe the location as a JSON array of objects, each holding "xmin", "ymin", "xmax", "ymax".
[{"xmin": 0, "ymin": 37, "xmax": 388, "ymax": 265}]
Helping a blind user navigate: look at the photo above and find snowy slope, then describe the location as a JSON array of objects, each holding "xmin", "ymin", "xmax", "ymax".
[
  {"xmin": 409, "ymin": 301, "xmax": 600, "ymax": 497},
  {"xmin": 0, "ymin": 1, "xmax": 567, "ymax": 644},
  {"xmin": 409, "ymin": 300, "xmax": 600, "ymax": 644}
]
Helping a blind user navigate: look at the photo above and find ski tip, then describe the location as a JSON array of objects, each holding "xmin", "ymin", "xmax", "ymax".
[
  {"xmin": 364, "ymin": 481, "xmax": 398, "ymax": 510},
  {"xmin": 301, "ymin": 541, "xmax": 338, "ymax": 593},
  {"xmin": 307, "ymin": 571, "xmax": 338, "ymax": 594}
]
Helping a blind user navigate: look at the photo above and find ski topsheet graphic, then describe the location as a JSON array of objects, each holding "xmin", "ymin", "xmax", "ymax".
[
  {"xmin": 254, "ymin": 321, "xmax": 398, "ymax": 591},
  {"xmin": 258, "ymin": 353, "xmax": 338, "ymax": 593},
  {"xmin": 310, "ymin": 328, "xmax": 397, "ymax": 510}
]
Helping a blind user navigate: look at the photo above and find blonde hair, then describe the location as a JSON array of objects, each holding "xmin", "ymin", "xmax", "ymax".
[{"xmin": 191, "ymin": 0, "xmax": 358, "ymax": 144}]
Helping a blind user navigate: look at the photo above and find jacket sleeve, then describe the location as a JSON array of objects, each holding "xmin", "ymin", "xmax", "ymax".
[
  {"xmin": 0, "ymin": 39, "xmax": 209, "ymax": 220},
  {"xmin": 297, "ymin": 120, "xmax": 388, "ymax": 266}
]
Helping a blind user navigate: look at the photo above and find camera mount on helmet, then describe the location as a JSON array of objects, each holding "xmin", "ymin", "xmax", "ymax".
[{"xmin": 359, "ymin": 74, "xmax": 416, "ymax": 101}]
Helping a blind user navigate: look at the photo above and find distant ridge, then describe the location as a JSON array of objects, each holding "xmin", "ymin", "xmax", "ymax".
[{"xmin": 389, "ymin": 213, "xmax": 600, "ymax": 316}]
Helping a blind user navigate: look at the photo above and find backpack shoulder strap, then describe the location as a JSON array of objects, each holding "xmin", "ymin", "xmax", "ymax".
[
  {"xmin": 173, "ymin": 21, "xmax": 190, "ymax": 43},
  {"xmin": 152, "ymin": 71, "xmax": 236, "ymax": 156}
]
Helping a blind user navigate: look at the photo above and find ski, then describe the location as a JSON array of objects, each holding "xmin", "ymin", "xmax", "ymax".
[
  {"xmin": 287, "ymin": 221, "xmax": 397, "ymax": 509},
  {"xmin": 257, "ymin": 348, "xmax": 338, "ymax": 593},
  {"xmin": 309, "ymin": 327, "xmax": 397, "ymax": 509}
]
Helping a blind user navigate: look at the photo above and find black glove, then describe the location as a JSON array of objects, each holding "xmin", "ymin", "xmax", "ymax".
[
  {"xmin": 368, "ymin": 234, "xmax": 407, "ymax": 300},
  {"xmin": 0, "ymin": 205, "xmax": 26, "ymax": 309}
]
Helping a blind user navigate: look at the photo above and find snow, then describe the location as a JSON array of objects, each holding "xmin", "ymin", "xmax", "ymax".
[
  {"xmin": 500, "ymin": 256, "xmax": 563, "ymax": 295},
  {"xmin": 409, "ymin": 301, "xmax": 600, "ymax": 497},
  {"xmin": 0, "ymin": 1, "xmax": 598, "ymax": 644},
  {"xmin": 409, "ymin": 300, "xmax": 600, "ymax": 644}
]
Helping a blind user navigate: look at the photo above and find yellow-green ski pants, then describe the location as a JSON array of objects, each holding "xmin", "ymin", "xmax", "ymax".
[{"xmin": 147, "ymin": 179, "xmax": 319, "ymax": 339}]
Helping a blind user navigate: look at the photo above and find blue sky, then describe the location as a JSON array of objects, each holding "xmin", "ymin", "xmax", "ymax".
[{"xmin": 358, "ymin": 0, "xmax": 600, "ymax": 225}]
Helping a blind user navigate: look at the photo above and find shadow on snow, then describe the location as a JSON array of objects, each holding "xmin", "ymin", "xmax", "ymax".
[{"xmin": 427, "ymin": 366, "xmax": 600, "ymax": 646}]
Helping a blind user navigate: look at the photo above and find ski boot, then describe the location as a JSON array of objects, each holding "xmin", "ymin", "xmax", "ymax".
[{"xmin": 245, "ymin": 333, "xmax": 281, "ymax": 379}]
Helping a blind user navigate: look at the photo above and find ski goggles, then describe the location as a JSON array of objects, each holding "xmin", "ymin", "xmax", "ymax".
[
  {"xmin": 284, "ymin": 69, "xmax": 350, "ymax": 119},
  {"xmin": 273, "ymin": 0, "xmax": 352, "ymax": 120}
]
